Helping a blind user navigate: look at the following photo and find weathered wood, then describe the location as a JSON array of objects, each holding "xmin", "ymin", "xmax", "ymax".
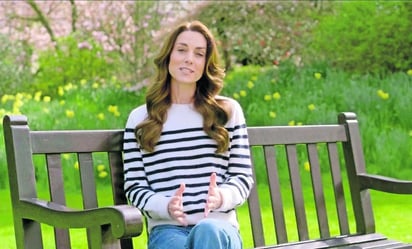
[
  {"xmin": 3, "ymin": 115, "xmax": 142, "ymax": 249},
  {"xmin": 3, "ymin": 112, "xmax": 412, "ymax": 249}
]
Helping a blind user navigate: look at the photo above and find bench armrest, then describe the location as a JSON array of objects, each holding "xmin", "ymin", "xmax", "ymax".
[
  {"xmin": 19, "ymin": 198, "xmax": 143, "ymax": 238},
  {"xmin": 358, "ymin": 173, "xmax": 412, "ymax": 194}
]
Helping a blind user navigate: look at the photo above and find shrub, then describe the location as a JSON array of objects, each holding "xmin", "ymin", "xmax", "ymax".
[
  {"xmin": 0, "ymin": 34, "xmax": 32, "ymax": 94},
  {"xmin": 308, "ymin": 1, "xmax": 412, "ymax": 75},
  {"xmin": 33, "ymin": 34, "xmax": 118, "ymax": 95}
]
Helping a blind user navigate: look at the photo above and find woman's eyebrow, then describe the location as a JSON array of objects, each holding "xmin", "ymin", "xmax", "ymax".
[{"xmin": 175, "ymin": 43, "xmax": 206, "ymax": 50}]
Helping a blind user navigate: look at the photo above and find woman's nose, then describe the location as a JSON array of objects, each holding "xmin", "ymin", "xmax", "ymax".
[{"xmin": 184, "ymin": 53, "xmax": 193, "ymax": 64}]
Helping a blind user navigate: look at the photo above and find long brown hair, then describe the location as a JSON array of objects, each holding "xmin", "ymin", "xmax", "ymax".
[{"xmin": 135, "ymin": 20, "xmax": 229, "ymax": 153}]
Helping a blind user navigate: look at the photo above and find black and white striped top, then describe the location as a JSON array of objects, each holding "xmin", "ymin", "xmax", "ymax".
[{"xmin": 123, "ymin": 97, "xmax": 254, "ymax": 232}]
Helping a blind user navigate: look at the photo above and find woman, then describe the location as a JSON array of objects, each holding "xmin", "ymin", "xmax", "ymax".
[{"xmin": 123, "ymin": 20, "xmax": 254, "ymax": 249}]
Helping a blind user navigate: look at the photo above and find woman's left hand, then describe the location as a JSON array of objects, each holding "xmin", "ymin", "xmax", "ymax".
[{"xmin": 204, "ymin": 172, "xmax": 223, "ymax": 217}]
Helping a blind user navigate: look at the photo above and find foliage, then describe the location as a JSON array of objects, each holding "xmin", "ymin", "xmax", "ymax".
[
  {"xmin": 192, "ymin": 1, "xmax": 320, "ymax": 70},
  {"xmin": 308, "ymin": 1, "xmax": 412, "ymax": 75},
  {"xmin": 221, "ymin": 63, "xmax": 412, "ymax": 178},
  {"xmin": 33, "ymin": 34, "xmax": 118, "ymax": 95},
  {"xmin": 0, "ymin": 34, "xmax": 33, "ymax": 94}
]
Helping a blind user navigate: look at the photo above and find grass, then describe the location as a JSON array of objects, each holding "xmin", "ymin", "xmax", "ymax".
[
  {"xmin": 0, "ymin": 63, "xmax": 411, "ymax": 248},
  {"xmin": 1, "ymin": 185, "xmax": 411, "ymax": 249}
]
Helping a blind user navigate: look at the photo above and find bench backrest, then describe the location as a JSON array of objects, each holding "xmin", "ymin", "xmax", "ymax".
[
  {"xmin": 3, "ymin": 115, "xmax": 135, "ymax": 249},
  {"xmin": 3, "ymin": 112, "xmax": 374, "ymax": 248},
  {"xmin": 244, "ymin": 112, "xmax": 373, "ymax": 247}
]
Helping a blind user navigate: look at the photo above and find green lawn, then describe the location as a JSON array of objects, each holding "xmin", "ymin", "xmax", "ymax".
[{"xmin": 1, "ymin": 187, "xmax": 411, "ymax": 249}]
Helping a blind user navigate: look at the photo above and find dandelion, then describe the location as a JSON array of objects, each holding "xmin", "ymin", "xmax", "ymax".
[
  {"xmin": 314, "ymin": 72, "xmax": 322, "ymax": 79},
  {"xmin": 297, "ymin": 122, "xmax": 303, "ymax": 126},
  {"xmin": 43, "ymin": 96, "xmax": 51, "ymax": 102},
  {"xmin": 97, "ymin": 113, "xmax": 105, "ymax": 120},
  {"xmin": 92, "ymin": 82, "xmax": 99, "ymax": 89},
  {"xmin": 264, "ymin": 94, "xmax": 272, "ymax": 101},
  {"xmin": 304, "ymin": 161, "xmax": 310, "ymax": 171},
  {"xmin": 269, "ymin": 111, "xmax": 276, "ymax": 118},
  {"xmin": 407, "ymin": 69, "xmax": 412, "ymax": 76},
  {"xmin": 247, "ymin": 81, "xmax": 254, "ymax": 89},
  {"xmin": 288, "ymin": 120, "xmax": 295, "ymax": 126},
  {"xmin": 377, "ymin": 89, "xmax": 389, "ymax": 100},
  {"xmin": 65, "ymin": 110, "xmax": 75, "ymax": 118},
  {"xmin": 80, "ymin": 79, "xmax": 87, "ymax": 86},
  {"xmin": 272, "ymin": 92, "xmax": 281, "ymax": 100},
  {"xmin": 239, "ymin": 90, "xmax": 247, "ymax": 97},
  {"xmin": 308, "ymin": 104, "xmax": 316, "ymax": 111},
  {"xmin": 74, "ymin": 161, "xmax": 79, "ymax": 170},
  {"xmin": 59, "ymin": 100, "xmax": 66, "ymax": 105},
  {"xmin": 233, "ymin": 93, "xmax": 240, "ymax": 99}
]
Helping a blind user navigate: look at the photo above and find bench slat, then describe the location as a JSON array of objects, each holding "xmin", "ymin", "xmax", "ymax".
[
  {"xmin": 264, "ymin": 145, "xmax": 288, "ymax": 243},
  {"xmin": 30, "ymin": 130, "xmax": 124, "ymax": 153},
  {"xmin": 248, "ymin": 150, "xmax": 266, "ymax": 247},
  {"xmin": 327, "ymin": 142, "xmax": 350, "ymax": 235},
  {"xmin": 78, "ymin": 152, "xmax": 98, "ymax": 209},
  {"xmin": 248, "ymin": 125, "xmax": 347, "ymax": 145},
  {"xmin": 285, "ymin": 144, "xmax": 309, "ymax": 241},
  {"xmin": 46, "ymin": 153, "xmax": 71, "ymax": 248},
  {"xmin": 307, "ymin": 143, "xmax": 330, "ymax": 238}
]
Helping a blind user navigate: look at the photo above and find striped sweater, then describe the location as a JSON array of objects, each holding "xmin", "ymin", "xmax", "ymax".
[{"xmin": 123, "ymin": 97, "xmax": 254, "ymax": 232}]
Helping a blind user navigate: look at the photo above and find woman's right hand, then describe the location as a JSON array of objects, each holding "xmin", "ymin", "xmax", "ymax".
[{"xmin": 168, "ymin": 183, "xmax": 188, "ymax": 226}]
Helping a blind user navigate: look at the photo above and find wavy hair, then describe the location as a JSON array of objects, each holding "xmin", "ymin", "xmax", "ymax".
[{"xmin": 135, "ymin": 20, "xmax": 229, "ymax": 153}]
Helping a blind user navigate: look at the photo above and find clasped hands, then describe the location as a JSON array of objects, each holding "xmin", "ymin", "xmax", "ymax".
[{"xmin": 167, "ymin": 172, "xmax": 222, "ymax": 226}]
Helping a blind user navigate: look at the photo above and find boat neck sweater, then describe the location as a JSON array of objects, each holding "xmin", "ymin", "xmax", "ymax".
[{"xmin": 123, "ymin": 97, "xmax": 254, "ymax": 232}]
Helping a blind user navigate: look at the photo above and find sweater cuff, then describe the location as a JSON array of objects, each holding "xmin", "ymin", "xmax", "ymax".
[
  {"xmin": 215, "ymin": 187, "xmax": 234, "ymax": 211},
  {"xmin": 147, "ymin": 194, "xmax": 173, "ymax": 220}
]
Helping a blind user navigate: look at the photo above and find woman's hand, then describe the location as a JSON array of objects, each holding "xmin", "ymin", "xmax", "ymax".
[
  {"xmin": 168, "ymin": 183, "xmax": 188, "ymax": 226},
  {"xmin": 204, "ymin": 172, "xmax": 223, "ymax": 217}
]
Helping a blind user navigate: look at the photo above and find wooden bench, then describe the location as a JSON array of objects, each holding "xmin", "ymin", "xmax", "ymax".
[{"xmin": 3, "ymin": 112, "xmax": 412, "ymax": 249}]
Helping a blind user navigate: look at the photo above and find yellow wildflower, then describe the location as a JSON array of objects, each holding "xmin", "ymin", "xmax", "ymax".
[
  {"xmin": 251, "ymin": 76, "xmax": 258, "ymax": 82},
  {"xmin": 409, "ymin": 130, "xmax": 412, "ymax": 137},
  {"xmin": 58, "ymin": 86, "xmax": 64, "ymax": 96},
  {"xmin": 74, "ymin": 161, "xmax": 79, "ymax": 170},
  {"xmin": 297, "ymin": 122, "xmax": 303, "ymax": 126},
  {"xmin": 264, "ymin": 94, "xmax": 272, "ymax": 101},
  {"xmin": 43, "ymin": 108, "xmax": 50, "ymax": 114},
  {"xmin": 92, "ymin": 82, "xmax": 99, "ymax": 89},
  {"xmin": 407, "ymin": 69, "xmax": 412, "ymax": 76},
  {"xmin": 308, "ymin": 104, "xmax": 316, "ymax": 111},
  {"xmin": 314, "ymin": 72, "xmax": 322, "ymax": 79},
  {"xmin": 247, "ymin": 81, "xmax": 254, "ymax": 89},
  {"xmin": 272, "ymin": 92, "xmax": 281, "ymax": 100},
  {"xmin": 233, "ymin": 93, "xmax": 240, "ymax": 99},
  {"xmin": 64, "ymin": 83, "xmax": 74, "ymax": 91},
  {"xmin": 62, "ymin": 154, "xmax": 70, "ymax": 160},
  {"xmin": 288, "ymin": 120, "xmax": 295, "ymax": 126},
  {"xmin": 80, "ymin": 79, "xmax": 87, "ymax": 86},
  {"xmin": 269, "ymin": 111, "xmax": 276, "ymax": 118},
  {"xmin": 97, "ymin": 113, "xmax": 105, "ymax": 120},
  {"xmin": 304, "ymin": 161, "xmax": 311, "ymax": 171},
  {"xmin": 65, "ymin": 110, "xmax": 75, "ymax": 118},
  {"xmin": 97, "ymin": 164, "xmax": 106, "ymax": 172},
  {"xmin": 60, "ymin": 100, "xmax": 66, "ymax": 105},
  {"xmin": 34, "ymin": 91, "xmax": 42, "ymax": 102},
  {"xmin": 377, "ymin": 89, "xmax": 389, "ymax": 100},
  {"xmin": 239, "ymin": 90, "xmax": 247, "ymax": 97},
  {"xmin": 98, "ymin": 171, "xmax": 108, "ymax": 178},
  {"xmin": 43, "ymin": 96, "xmax": 51, "ymax": 102}
]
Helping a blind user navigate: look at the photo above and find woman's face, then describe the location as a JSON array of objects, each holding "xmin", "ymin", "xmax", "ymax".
[{"xmin": 168, "ymin": 31, "xmax": 207, "ymax": 86}]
